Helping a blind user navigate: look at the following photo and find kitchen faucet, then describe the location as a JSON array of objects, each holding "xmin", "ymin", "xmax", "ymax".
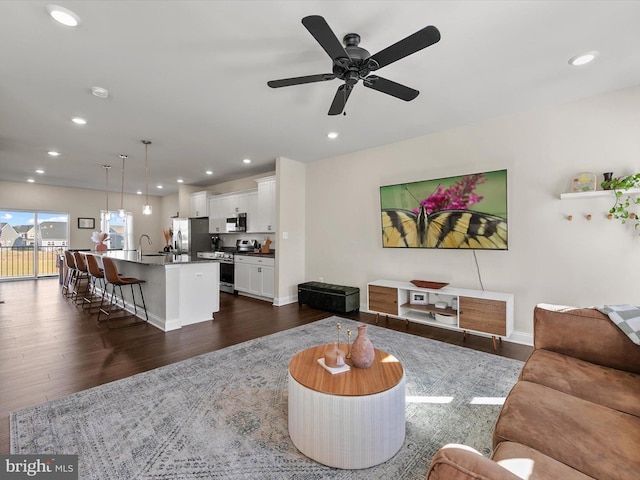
[{"xmin": 138, "ymin": 234, "xmax": 151, "ymax": 257}]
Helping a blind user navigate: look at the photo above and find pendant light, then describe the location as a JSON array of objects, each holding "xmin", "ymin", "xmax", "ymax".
[
  {"xmin": 142, "ymin": 140, "xmax": 152, "ymax": 215},
  {"xmin": 118, "ymin": 154, "xmax": 128, "ymax": 218},
  {"xmin": 102, "ymin": 164, "xmax": 112, "ymax": 212}
]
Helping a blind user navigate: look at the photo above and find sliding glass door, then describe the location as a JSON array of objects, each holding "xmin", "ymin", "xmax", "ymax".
[{"xmin": 0, "ymin": 210, "xmax": 69, "ymax": 279}]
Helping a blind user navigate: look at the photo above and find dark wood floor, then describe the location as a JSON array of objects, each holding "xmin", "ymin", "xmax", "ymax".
[{"xmin": 0, "ymin": 278, "xmax": 532, "ymax": 453}]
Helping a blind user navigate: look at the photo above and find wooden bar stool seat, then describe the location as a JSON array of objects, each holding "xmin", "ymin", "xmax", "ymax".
[
  {"xmin": 83, "ymin": 254, "xmax": 106, "ymax": 313},
  {"xmin": 98, "ymin": 257, "xmax": 148, "ymax": 329},
  {"xmin": 61, "ymin": 250, "xmax": 79, "ymax": 298}
]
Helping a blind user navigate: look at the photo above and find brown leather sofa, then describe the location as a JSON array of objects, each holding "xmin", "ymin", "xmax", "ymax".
[{"xmin": 426, "ymin": 304, "xmax": 640, "ymax": 480}]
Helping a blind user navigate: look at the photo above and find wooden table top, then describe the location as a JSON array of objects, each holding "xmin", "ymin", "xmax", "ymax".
[{"xmin": 288, "ymin": 344, "xmax": 404, "ymax": 396}]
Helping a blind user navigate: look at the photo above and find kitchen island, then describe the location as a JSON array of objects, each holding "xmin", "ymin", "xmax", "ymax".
[{"xmin": 95, "ymin": 251, "xmax": 220, "ymax": 332}]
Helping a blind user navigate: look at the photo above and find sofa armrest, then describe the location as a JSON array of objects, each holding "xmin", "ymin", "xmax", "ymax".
[
  {"xmin": 426, "ymin": 444, "xmax": 522, "ymax": 480},
  {"xmin": 533, "ymin": 304, "xmax": 640, "ymax": 374}
]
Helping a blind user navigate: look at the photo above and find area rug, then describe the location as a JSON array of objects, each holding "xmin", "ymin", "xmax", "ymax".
[{"xmin": 11, "ymin": 317, "xmax": 524, "ymax": 479}]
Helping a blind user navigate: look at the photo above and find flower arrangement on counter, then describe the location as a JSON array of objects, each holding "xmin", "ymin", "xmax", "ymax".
[
  {"xmin": 162, "ymin": 229, "xmax": 173, "ymax": 250},
  {"xmin": 91, "ymin": 231, "xmax": 110, "ymax": 251}
]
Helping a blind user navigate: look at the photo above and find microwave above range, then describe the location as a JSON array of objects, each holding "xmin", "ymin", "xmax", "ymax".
[{"xmin": 226, "ymin": 213, "xmax": 247, "ymax": 233}]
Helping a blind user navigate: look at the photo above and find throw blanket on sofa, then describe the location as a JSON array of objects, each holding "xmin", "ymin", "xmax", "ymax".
[{"xmin": 597, "ymin": 304, "xmax": 640, "ymax": 346}]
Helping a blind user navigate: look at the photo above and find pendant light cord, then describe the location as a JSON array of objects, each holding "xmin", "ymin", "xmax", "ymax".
[
  {"xmin": 142, "ymin": 140, "xmax": 151, "ymax": 205},
  {"xmin": 103, "ymin": 165, "xmax": 111, "ymax": 212},
  {"xmin": 119, "ymin": 154, "xmax": 127, "ymax": 211}
]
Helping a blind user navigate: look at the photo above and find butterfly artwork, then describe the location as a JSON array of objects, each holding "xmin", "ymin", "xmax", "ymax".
[{"xmin": 380, "ymin": 170, "xmax": 508, "ymax": 250}]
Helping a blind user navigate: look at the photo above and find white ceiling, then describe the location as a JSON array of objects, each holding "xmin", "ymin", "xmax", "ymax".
[{"xmin": 1, "ymin": 1, "xmax": 640, "ymax": 197}]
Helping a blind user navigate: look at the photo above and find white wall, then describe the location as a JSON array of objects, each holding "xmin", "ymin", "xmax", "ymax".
[
  {"xmin": 0, "ymin": 181, "xmax": 164, "ymax": 249},
  {"xmin": 275, "ymin": 157, "xmax": 306, "ymax": 305},
  {"xmin": 305, "ymin": 85, "xmax": 640, "ymax": 338}
]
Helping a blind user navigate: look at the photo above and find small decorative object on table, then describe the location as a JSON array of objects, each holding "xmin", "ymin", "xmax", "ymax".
[
  {"xmin": 323, "ymin": 342, "xmax": 346, "ymax": 368},
  {"xmin": 570, "ymin": 172, "xmax": 597, "ymax": 192},
  {"xmin": 346, "ymin": 328, "xmax": 352, "ymax": 359},
  {"xmin": 351, "ymin": 324, "xmax": 375, "ymax": 369}
]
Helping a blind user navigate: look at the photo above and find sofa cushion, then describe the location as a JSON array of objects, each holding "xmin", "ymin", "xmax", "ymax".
[
  {"xmin": 492, "ymin": 442, "xmax": 595, "ymax": 480},
  {"xmin": 493, "ymin": 381, "xmax": 640, "ymax": 480},
  {"xmin": 427, "ymin": 444, "xmax": 523, "ymax": 480},
  {"xmin": 534, "ymin": 305, "xmax": 640, "ymax": 374},
  {"xmin": 520, "ymin": 349, "xmax": 640, "ymax": 417}
]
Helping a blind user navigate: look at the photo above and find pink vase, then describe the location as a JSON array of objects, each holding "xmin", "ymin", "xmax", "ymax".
[
  {"xmin": 351, "ymin": 325, "xmax": 375, "ymax": 368},
  {"xmin": 324, "ymin": 342, "xmax": 346, "ymax": 368},
  {"xmin": 95, "ymin": 242, "xmax": 107, "ymax": 252}
]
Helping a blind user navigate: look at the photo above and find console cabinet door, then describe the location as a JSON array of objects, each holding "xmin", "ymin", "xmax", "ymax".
[
  {"xmin": 368, "ymin": 285, "xmax": 398, "ymax": 315},
  {"xmin": 458, "ymin": 296, "xmax": 506, "ymax": 336}
]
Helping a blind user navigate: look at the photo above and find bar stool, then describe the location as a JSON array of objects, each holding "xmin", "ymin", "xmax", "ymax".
[
  {"xmin": 62, "ymin": 250, "xmax": 79, "ymax": 299},
  {"xmin": 98, "ymin": 257, "xmax": 148, "ymax": 329},
  {"xmin": 83, "ymin": 254, "xmax": 106, "ymax": 313},
  {"xmin": 72, "ymin": 252, "xmax": 91, "ymax": 306}
]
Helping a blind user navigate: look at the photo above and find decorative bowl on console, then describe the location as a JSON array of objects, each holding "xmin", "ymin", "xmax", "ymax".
[{"xmin": 410, "ymin": 280, "xmax": 449, "ymax": 289}]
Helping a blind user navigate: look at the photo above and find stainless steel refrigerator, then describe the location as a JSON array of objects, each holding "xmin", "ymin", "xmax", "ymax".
[{"xmin": 172, "ymin": 217, "xmax": 210, "ymax": 257}]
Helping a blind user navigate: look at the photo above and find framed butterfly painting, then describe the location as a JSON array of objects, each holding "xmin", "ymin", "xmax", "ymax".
[{"xmin": 380, "ymin": 169, "xmax": 508, "ymax": 250}]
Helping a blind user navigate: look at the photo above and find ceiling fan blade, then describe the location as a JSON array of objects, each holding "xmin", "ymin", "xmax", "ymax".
[
  {"xmin": 267, "ymin": 73, "xmax": 335, "ymax": 88},
  {"xmin": 302, "ymin": 15, "xmax": 350, "ymax": 61},
  {"xmin": 363, "ymin": 75, "xmax": 419, "ymax": 101},
  {"xmin": 368, "ymin": 25, "xmax": 440, "ymax": 70},
  {"xmin": 328, "ymin": 84, "xmax": 353, "ymax": 115}
]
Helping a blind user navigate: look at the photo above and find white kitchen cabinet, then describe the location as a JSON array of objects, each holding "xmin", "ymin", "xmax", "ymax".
[
  {"xmin": 208, "ymin": 195, "xmax": 226, "ymax": 233},
  {"xmin": 208, "ymin": 190, "xmax": 257, "ymax": 233},
  {"xmin": 235, "ymin": 255, "xmax": 275, "ymax": 300},
  {"xmin": 255, "ymin": 176, "xmax": 276, "ymax": 232},
  {"xmin": 367, "ymin": 279, "xmax": 514, "ymax": 350},
  {"xmin": 246, "ymin": 191, "xmax": 259, "ymax": 233},
  {"xmin": 190, "ymin": 191, "xmax": 209, "ymax": 217}
]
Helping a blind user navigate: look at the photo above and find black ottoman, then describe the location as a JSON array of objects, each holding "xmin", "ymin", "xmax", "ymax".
[{"xmin": 298, "ymin": 281, "xmax": 360, "ymax": 314}]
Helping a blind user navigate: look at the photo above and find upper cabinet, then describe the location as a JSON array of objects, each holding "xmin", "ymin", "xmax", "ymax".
[
  {"xmin": 190, "ymin": 191, "xmax": 209, "ymax": 217},
  {"xmin": 208, "ymin": 189, "xmax": 259, "ymax": 233},
  {"xmin": 255, "ymin": 176, "xmax": 276, "ymax": 233}
]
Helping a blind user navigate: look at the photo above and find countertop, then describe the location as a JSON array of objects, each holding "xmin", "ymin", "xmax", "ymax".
[
  {"xmin": 95, "ymin": 250, "xmax": 218, "ymax": 266},
  {"xmin": 235, "ymin": 251, "xmax": 276, "ymax": 259}
]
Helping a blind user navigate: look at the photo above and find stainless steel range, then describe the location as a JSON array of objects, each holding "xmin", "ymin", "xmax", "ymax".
[{"xmin": 196, "ymin": 250, "xmax": 235, "ymax": 293}]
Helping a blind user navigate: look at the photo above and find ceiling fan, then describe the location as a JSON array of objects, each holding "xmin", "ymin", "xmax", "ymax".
[{"xmin": 267, "ymin": 15, "xmax": 441, "ymax": 115}]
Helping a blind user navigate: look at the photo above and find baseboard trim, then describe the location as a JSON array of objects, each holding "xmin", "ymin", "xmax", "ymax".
[
  {"xmin": 273, "ymin": 295, "xmax": 297, "ymax": 306},
  {"xmin": 506, "ymin": 331, "xmax": 533, "ymax": 346}
]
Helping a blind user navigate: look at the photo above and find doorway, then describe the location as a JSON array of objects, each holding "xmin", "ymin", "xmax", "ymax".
[{"xmin": 0, "ymin": 210, "xmax": 69, "ymax": 279}]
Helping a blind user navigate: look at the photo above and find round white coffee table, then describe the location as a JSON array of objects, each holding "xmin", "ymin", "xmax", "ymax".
[{"xmin": 288, "ymin": 344, "xmax": 405, "ymax": 469}]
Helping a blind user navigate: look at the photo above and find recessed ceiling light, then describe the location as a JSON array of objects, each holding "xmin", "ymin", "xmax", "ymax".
[
  {"xmin": 71, "ymin": 117, "xmax": 87, "ymax": 125},
  {"xmin": 327, "ymin": 131, "xmax": 339, "ymax": 139},
  {"xmin": 35, "ymin": 169, "xmax": 45, "ymax": 174},
  {"xmin": 27, "ymin": 178, "xmax": 35, "ymax": 183},
  {"xmin": 177, "ymin": 179, "xmax": 184, "ymax": 183},
  {"xmin": 91, "ymin": 86, "xmax": 109, "ymax": 99},
  {"xmin": 48, "ymin": 151, "xmax": 60, "ymax": 156},
  {"xmin": 569, "ymin": 51, "xmax": 599, "ymax": 66},
  {"xmin": 243, "ymin": 158, "xmax": 251, "ymax": 164},
  {"xmin": 156, "ymin": 185, "xmax": 163, "ymax": 189},
  {"xmin": 136, "ymin": 190, "xmax": 142, "ymax": 195},
  {"xmin": 205, "ymin": 170, "xmax": 213, "ymax": 175},
  {"xmin": 46, "ymin": 5, "xmax": 80, "ymax": 27}
]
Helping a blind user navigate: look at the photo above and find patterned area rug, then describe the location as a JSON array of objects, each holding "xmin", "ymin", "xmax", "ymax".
[{"xmin": 11, "ymin": 317, "xmax": 523, "ymax": 479}]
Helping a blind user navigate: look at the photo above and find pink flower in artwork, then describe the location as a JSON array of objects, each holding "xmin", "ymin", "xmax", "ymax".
[{"xmin": 414, "ymin": 174, "xmax": 486, "ymax": 215}]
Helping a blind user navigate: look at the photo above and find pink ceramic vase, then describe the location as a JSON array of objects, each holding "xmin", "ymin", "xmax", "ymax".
[
  {"xmin": 95, "ymin": 242, "xmax": 107, "ymax": 252},
  {"xmin": 351, "ymin": 325, "xmax": 375, "ymax": 368},
  {"xmin": 324, "ymin": 342, "xmax": 346, "ymax": 367}
]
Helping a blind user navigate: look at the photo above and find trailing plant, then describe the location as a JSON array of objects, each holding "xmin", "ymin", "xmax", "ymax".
[{"xmin": 602, "ymin": 173, "xmax": 640, "ymax": 232}]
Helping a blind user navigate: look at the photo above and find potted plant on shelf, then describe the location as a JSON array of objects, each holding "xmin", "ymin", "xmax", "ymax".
[{"xmin": 602, "ymin": 173, "xmax": 640, "ymax": 232}]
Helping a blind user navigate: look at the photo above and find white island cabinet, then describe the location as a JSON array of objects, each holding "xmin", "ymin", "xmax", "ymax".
[{"xmin": 96, "ymin": 251, "xmax": 220, "ymax": 332}]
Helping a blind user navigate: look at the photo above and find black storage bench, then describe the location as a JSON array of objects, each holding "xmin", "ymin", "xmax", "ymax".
[{"xmin": 298, "ymin": 281, "xmax": 360, "ymax": 314}]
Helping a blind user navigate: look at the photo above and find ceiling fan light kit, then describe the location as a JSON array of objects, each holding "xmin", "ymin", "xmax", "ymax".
[{"xmin": 268, "ymin": 15, "xmax": 440, "ymax": 115}]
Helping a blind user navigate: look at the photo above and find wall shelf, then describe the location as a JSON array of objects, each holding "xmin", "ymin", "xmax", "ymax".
[{"xmin": 559, "ymin": 188, "xmax": 640, "ymax": 200}]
